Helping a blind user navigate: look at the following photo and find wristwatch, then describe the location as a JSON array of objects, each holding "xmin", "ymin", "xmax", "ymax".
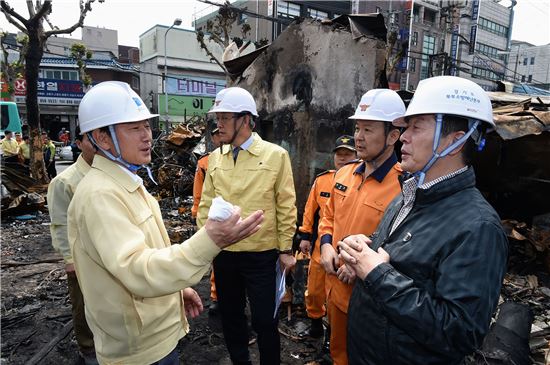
[{"xmin": 279, "ymin": 249, "xmax": 293, "ymax": 255}]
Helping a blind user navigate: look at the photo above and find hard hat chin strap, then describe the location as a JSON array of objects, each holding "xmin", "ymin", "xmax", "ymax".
[
  {"xmin": 228, "ymin": 114, "xmax": 246, "ymax": 146},
  {"xmin": 365, "ymin": 143, "xmax": 388, "ymax": 170},
  {"xmin": 413, "ymin": 114, "xmax": 479, "ymax": 186},
  {"xmin": 87, "ymin": 128, "xmax": 157, "ymax": 185},
  {"xmin": 364, "ymin": 124, "xmax": 392, "ymax": 167}
]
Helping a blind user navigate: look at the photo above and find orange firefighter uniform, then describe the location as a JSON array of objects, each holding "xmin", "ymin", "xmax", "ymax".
[
  {"xmin": 298, "ymin": 170, "xmax": 335, "ymax": 320},
  {"xmin": 318, "ymin": 154, "xmax": 402, "ymax": 365},
  {"xmin": 191, "ymin": 153, "xmax": 217, "ymax": 301},
  {"xmin": 192, "ymin": 154, "xmax": 209, "ymax": 218}
]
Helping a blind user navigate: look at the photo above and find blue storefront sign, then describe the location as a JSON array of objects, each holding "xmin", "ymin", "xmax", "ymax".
[
  {"xmin": 166, "ymin": 76, "xmax": 225, "ymax": 97},
  {"xmin": 14, "ymin": 78, "xmax": 87, "ymax": 105}
]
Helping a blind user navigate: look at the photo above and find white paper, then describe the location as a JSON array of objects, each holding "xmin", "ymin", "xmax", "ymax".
[
  {"xmin": 207, "ymin": 196, "xmax": 234, "ymax": 221},
  {"xmin": 274, "ymin": 261, "xmax": 286, "ymax": 318}
]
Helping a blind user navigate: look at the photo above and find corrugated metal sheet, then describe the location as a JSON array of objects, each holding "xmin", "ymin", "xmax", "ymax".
[{"xmin": 488, "ymin": 92, "xmax": 550, "ymax": 140}]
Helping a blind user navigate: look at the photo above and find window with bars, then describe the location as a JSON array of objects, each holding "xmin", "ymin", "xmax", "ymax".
[
  {"xmin": 472, "ymin": 67, "xmax": 501, "ymax": 81},
  {"xmin": 475, "ymin": 43, "xmax": 506, "ymax": 61},
  {"xmin": 420, "ymin": 35, "xmax": 435, "ymax": 79},
  {"xmin": 412, "ymin": 32, "xmax": 418, "ymax": 46},
  {"xmin": 424, "ymin": 9, "xmax": 436, "ymax": 26},
  {"xmin": 478, "ymin": 17, "xmax": 508, "ymax": 38},
  {"xmin": 39, "ymin": 69, "xmax": 79, "ymax": 81},
  {"xmin": 277, "ymin": 1, "xmax": 301, "ymax": 18},
  {"xmin": 308, "ymin": 7, "xmax": 328, "ymax": 20}
]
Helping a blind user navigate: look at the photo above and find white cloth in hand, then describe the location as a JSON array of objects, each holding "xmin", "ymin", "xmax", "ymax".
[{"xmin": 208, "ymin": 196, "xmax": 235, "ymax": 221}]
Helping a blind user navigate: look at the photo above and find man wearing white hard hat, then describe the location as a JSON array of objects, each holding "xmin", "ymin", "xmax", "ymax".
[
  {"xmin": 67, "ymin": 81, "xmax": 263, "ymax": 365},
  {"xmin": 339, "ymin": 76, "xmax": 508, "ymax": 365},
  {"xmin": 317, "ymin": 89, "xmax": 406, "ymax": 365},
  {"xmin": 197, "ymin": 87, "xmax": 297, "ymax": 365}
]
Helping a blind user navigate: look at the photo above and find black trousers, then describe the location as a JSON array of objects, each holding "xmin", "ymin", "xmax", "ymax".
[{"xmin": 213, "ymin": 249, "xmax": 280, "ymax": 365}]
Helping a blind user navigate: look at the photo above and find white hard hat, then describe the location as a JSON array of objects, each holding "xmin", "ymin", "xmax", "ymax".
[
  {"xmin": 208, "ymin": 87, "xmax": 258, "ymax": 117},
  {"xmin": 78, "ymin": 81, "xmax": 158, "ymax": 133},
  {"xmin": 349, "ymin": 89, "xmax": 406, "ymax": 122},
  {"xmin": 394, "ymin": 76, "xmax": 494, "ymax": 127}
]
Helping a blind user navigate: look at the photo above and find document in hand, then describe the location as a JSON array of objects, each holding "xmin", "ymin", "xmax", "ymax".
[{"xmin": 273, "ymin": 261, "xmax": 286, "ymax": 318}]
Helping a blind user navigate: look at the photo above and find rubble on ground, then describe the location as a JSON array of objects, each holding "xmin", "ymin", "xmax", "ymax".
[{"xmin": 138, "ymin": 122, "xmax": 207, "ymax": 243}]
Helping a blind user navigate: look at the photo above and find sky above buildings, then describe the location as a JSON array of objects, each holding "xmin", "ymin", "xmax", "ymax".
[{"xmin": 0, "ymin": 0, "xmax": 548, "ymax": 47}]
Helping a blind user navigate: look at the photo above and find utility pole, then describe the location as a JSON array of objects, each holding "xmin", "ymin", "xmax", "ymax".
[{"xmin": 164, "ymin": 18, "xmax": 182, "ymax": 134}]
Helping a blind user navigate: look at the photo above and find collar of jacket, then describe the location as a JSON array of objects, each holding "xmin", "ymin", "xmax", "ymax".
[
  {"xmin": 91, "ymin": 154, "xmax": 142, "ymax": 193},
  {"xmin": 353, "ymin": 152, "xmax": 398, "ymax": 183},
  {"xmin": 414, "ymin": 166, "xmax": 475, "ymax": 208},
  {"xmin": 220, "ymin": 132, "xmax": 262, "ymax": 157},
  {"xmin": 75, "ymin": 154, "xmax": 92, "ymax": 176}
]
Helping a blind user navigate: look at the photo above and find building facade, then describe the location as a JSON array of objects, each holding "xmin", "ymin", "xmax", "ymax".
[
  {"xmin": 456, "ymin": 0, "xmax": 513, "ymax": 90},
  {"xmin": 352, "ymin": 0, "xmax": 413, "ymax": 90},
  {"xmin": 139, "ymin": 25, "xmax": 226, "ymax": 128},
  {"xmin": 5, "ymin": 26, "xmax": 139, "ymax": 141},
  {"xmin": 353, "ymin": 0, "xmax": 514, "ymax": 91},
  {"xmin": 507, "ymin": 40, "xmax": 550, "ymax": 90},
  {"xmin": 193, "ymin": 0, "xmax": 350, "ymax": 43}
]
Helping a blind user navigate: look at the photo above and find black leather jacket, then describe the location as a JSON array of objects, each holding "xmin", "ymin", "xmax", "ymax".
[{"xmin": 347, "ymin": 168, "xmax": 508, "ymax": 365}]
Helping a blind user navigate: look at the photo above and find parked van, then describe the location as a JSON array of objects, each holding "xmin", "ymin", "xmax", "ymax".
[{"xmin": 1, "ymin": 101, "xmax": 23, "ymax": 136}]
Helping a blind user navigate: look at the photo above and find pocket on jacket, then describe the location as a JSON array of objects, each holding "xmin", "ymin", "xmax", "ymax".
[
  {"xmin": 242, "ymin": 164, "xmax": 277, "ymax": 203},
  {"xmin": 333, "ymin": 189, "xmax": 348, "ymax": 204},
  {"xmin": 363, "ymin": 199, "xmax": 386, "ymax": 220},
  {"xmin": 131, "ymin": 208, "xmax": 153, "ymax": 226},
  {"xmin": 122, "ymin": 297, "xmax": 144, "ymax": 337},
  {"xmin": 130, "ymin": 294, "xmax": 181, "ymax": 336}
]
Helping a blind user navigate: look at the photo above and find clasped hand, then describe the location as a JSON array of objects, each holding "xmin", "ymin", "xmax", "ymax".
[{"xmin": 337, "ymin": 234, "xmax": 390, "ymax": 281}]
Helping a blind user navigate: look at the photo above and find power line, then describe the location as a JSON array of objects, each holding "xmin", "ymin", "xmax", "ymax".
[
  {"xmin": 3, "ymin": 35, "xmax": 544, "ymax": 94},
  {"xmin": 2, "ymin": 42, "xmax": 229, "ymax": 89},
  {"xmin": 524, "ymin": 0, "xmax": 549, "ymax": 15}
]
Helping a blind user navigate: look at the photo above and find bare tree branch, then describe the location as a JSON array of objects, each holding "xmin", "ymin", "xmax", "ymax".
[
  {"xmin": 31, "ymin": 0, "xmax": 52, "ymax": 25},
  {"xmin": 44, "ymin": 0, "xmax": 96, "ymax": 37},
  {"xmin": 208, "ymin": 32, "xmax": 225, "ymax": 48},
  {"xmin": 43, "ymin": 12, "xmax": 57, "ymax": 31},
  {"xmin": 1, "ymin": 1, "xmax": 30, "ymax": 31},
  {"xmin": 26, "ymin": 0, "xmax": 35, "ymax": 17},
  {"xmin": 198, "ymin": 36, "xmax": 227, "ymax": 74}
]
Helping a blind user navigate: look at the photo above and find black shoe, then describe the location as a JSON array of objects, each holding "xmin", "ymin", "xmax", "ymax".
[
  {"xmin": 298, "ymin": 317, "xmax": 324, "ymax": 339},
  {"xmin": 208, "ymin": 301, "xmax": 219, "ymax": 316},
  {"xmin": 309, "ymin": 318, "xmax": 324, "ymax": 338}
]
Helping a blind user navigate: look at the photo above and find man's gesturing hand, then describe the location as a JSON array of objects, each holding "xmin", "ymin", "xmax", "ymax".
[{"xmin": 205, "ymin": 207, "xmax": 264, "ymax": 248}]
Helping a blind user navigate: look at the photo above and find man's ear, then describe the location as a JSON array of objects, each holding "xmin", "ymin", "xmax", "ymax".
[
  {"xmin": 91, "ymin": 129, "xmax": 113, "ymax": 151},
  {"xmin": 447, "ymin": 131, "xmax": 466, "ymax": 156},
  {"xmin": 387, "ymin": 128, "xmax": 401, "ymax": 146}
]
